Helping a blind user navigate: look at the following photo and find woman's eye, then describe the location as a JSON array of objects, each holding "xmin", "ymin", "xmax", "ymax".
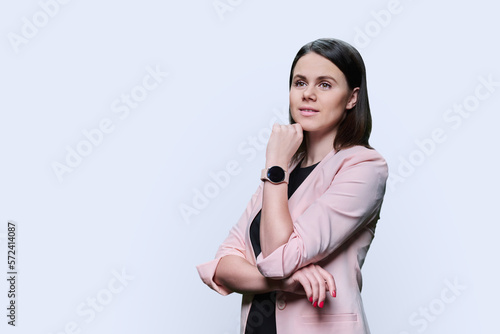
[
  {"xmin": 319, "ymin": 82, "xmax": 331, "ymax": 89},
  {"xmin": 294, "ymin": 81, "xmax": 306, "ymax": 87}
]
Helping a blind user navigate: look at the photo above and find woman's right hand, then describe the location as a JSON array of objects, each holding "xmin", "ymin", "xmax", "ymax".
[
  {"xmin": 280, "ymin": 264, "xmax": 336, "ymax": 308},
  {"xmin": 265, "ymin": 123, "xmax": 303, "ymax": 168}
]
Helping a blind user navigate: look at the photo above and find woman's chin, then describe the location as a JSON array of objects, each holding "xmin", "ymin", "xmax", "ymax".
[
  {"xmin": 295, "ymin": 122, "xmax": 317, "ymax": 133},
  {"xmin": 292, "ymin": 116, "xmax": 325, "ymax": 133}
]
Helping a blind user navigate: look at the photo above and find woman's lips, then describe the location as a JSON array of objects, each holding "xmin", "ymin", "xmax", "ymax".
[{"xmin": 299, "ymin": 108, "xmax": 319, "ymax": 116}]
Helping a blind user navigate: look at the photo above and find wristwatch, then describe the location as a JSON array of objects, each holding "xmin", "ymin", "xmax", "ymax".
[{"xmin": 260, "ymin": 166, "xmax": 289, "ymax": 184}]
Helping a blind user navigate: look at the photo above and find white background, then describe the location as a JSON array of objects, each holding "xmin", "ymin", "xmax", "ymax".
[{"xmin": 1, "ymin": 0, "xmax": 499, "ymax": 333}]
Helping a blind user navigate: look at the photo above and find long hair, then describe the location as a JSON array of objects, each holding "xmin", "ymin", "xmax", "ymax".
[{"xmin": 289, "ymin": 38, "xmax": 373, "ymax": 166}]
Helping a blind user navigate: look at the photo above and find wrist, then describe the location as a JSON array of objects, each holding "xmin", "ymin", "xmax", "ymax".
[
  {"xmin": 261, "ymin": 165, "xmax": 289, "ymax": 185},
  {"xmin": 265, "ymin": 157, "xmax": 289, "ymax": 170},
  {"xmin": 267, "ymin": 277, "xmax": 284, "ymax": 291}
]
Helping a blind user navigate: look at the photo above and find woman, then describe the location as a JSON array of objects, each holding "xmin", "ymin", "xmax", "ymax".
[{"xmin": 197, "ymin": 38, "xmax": 388, "ymax": 334}]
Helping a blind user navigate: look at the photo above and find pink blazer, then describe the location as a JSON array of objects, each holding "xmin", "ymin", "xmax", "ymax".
[{"xmin": 197, "ymin": 145, "xmax": 388, "ymax": 334}]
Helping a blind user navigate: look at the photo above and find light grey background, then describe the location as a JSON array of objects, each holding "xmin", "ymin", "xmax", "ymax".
[{"xmin": 1, "ymin": 0, "xmax": 498, "ymax": 333}]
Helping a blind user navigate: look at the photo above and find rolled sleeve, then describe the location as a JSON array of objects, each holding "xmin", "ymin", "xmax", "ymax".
[
  {"xmin": 196, "ymin": 182, "xmax": 263, "ymax": 295},
  {"xmin": 196, "ymin": 257, "xmax": 233, "ymax": 296},
  {"xmin": 256, "ymin": 150, "xmax": 388, "ymax": 279}
]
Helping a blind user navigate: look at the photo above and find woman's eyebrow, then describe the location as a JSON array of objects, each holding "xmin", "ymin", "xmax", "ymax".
[
  {"xmin": 292, "ymin": 74, "xmax": 307, "ymax": 81},
  {"xmin": 293, "ymin": 74, "xmax": 337, "ymax": 83},
  {"xmin": 317, "ymin": 75, "xmax": 337, "ymax": 83}
]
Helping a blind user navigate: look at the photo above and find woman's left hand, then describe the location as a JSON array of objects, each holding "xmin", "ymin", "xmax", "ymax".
[
  {"xmin": 280, "ymin": 263, "xmax": 336, "ymax": 308},
  {"xmin": 265, "ymin": 123, "xmax": 303, "ymax": 168}
]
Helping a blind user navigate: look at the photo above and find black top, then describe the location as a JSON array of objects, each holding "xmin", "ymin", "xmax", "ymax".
[{"xmin": 244, "ymin": 159, "xmax": 320, "ymax": 334}]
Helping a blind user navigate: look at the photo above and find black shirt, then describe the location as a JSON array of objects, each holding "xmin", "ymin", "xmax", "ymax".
[{"xmin": 245, "ymin": 160, "xmax": 320, "ymax": 334}]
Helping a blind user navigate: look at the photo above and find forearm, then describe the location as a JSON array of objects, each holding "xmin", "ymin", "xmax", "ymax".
[
  {"xmin": 214, "ymin": 255, "xmax": 281, "ymax": 294},
  {"xmin": 259, "ymin": 124, "xmax": 302, "ymax": 258},
  {"xmin": 260, "ymin": 166, "xmax": 294, "ymax": 258}
]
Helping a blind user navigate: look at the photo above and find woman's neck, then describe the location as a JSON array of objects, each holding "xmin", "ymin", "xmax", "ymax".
[{"xmin": 301, "ymin": 129, "xmax": 337, "ymax": 167}]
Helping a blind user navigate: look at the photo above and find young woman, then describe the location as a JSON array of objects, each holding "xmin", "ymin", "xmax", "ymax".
[{"xmin": 197, "ymin": 38, "xmax": 388, "ymax": 334}]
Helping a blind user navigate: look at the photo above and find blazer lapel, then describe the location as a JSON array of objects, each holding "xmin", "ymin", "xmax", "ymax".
[
  {"xmin": 244, "ymin": 148, "xmax": 339, "ymax": 263},
  {"xmin": 287, "ymin": 148, "xmax": 339, "ymax": 220}
]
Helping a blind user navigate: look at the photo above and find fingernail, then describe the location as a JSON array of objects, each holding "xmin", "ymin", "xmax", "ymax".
[
  {"xmin": 332, "ymin": 290, "xmax": 336, "ymax": 298},
  {"xmin": 309, "ymin": 297, "xmax": 313, "ymax": 302},
  {"xmin": 319, "ymin": 301, "xmax": 324, "ymax": 308},
  {"xmin": 313, "ymin": 301, "xmax": 317, "ymax": 307}
]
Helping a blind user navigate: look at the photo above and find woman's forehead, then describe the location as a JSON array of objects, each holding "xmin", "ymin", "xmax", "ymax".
[{"xmin": 293, "ymin": 53, "xmax": 346, "ymax": 82}]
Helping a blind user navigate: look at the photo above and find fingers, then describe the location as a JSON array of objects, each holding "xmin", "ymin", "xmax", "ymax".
[
  {"xmin": 282, "ymin": 264, "xmax": 336, "ymax": 308},
  {"xmin": 311, "ymin": 268, "xmax": 327, "ymax": 307},
  {"xmin": 294, "ymin": 273, "xmax": 312, "ymax": 299},
  {"xmin": 295, "ymin": 264, "xmax": 335, "ymax": 308},
  {"xmin": 316, "ymin": 266, "xmax": 337, "ymax": 298},
  {"xmin": 299, "ymin": 268, "xmax": 320, "ymax": 307},
  {"xmin": 266, "ymin": 123, "xmax": 303, "ymax": 166},
  {"xmin": 271, "ymin": 123, "xmax": 303, "ymax": 137},
  {"xmin": 291, "ymin": 122, "xmax": 303, "ymax": 133}
]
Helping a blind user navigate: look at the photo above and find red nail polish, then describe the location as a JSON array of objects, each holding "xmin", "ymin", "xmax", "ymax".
[
  {"xmin": 332, "ymin": 290, "xmax": 336, "ymax": 298},
  {"xmin": 319, "ymin": 301, "xmax": 324, "ymax": 308},
  {"xmin": 313, "ymin": 301, "xmax": 317, "ymax": 307},
  {"xmin": 309, "ymin": 297, "xmax": 313, "ymax": 302}
]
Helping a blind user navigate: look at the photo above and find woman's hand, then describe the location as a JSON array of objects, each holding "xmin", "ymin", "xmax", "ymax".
[
  {"xmin": 265, "ymin": 123, "xmax": 303, "ymax": 168},
  {"xmin": 280, "ymin": 264, "xmax": 336, "ymax": 308}
]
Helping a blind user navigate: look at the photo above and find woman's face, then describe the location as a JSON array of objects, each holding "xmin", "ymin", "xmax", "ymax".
[{"xmin": 289, "ymin": 52, "xmax": 358, "ymax": 139}]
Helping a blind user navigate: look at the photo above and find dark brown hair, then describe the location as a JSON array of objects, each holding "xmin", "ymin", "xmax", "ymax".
[{"xmin": 289, "ymin": 38, "xmax": 373, "ymax": 166}]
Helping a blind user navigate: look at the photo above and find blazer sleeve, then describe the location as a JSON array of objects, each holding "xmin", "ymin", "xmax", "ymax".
[
  {"xmin": 255, "ymin": 149, "xmax": 389, "ymax": 279},
  {"xmin": 196, "ymin": 182, "xmax": 263, "ymax": 296}
]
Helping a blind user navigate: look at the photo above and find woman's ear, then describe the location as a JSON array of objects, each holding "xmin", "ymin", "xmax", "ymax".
[{"xmin": 346, "ymin": 87, "xmax": 360, "ymax": 110}]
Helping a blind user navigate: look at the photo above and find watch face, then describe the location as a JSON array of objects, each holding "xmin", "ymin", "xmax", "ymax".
[{"xmin": 267, "ymin": 166, "xmax": 285, "ymax": 183}]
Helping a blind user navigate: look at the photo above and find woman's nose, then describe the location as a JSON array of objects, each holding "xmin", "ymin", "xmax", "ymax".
[{"xmin": 303, "ymin": 85, "xmax": 316, "ymax": 101}]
